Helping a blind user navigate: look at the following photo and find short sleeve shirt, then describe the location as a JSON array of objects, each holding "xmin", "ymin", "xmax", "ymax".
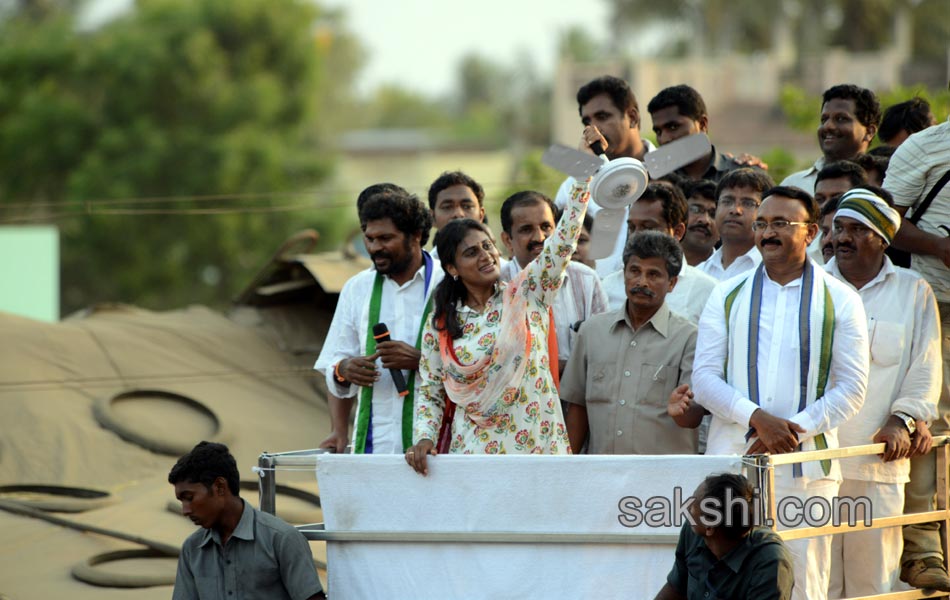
[
  {"xmin": 172, "ymin": 500, "xmax": 323, "ymax": 600},
  {"xmin": 666, "ymin": 523, "xmax": 795, "ymax": 600}
]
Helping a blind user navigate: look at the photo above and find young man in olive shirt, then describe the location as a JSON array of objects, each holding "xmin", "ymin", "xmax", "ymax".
[{"xmin": 169, "ymin": 442, "xmax": 325, "ymax": 600}]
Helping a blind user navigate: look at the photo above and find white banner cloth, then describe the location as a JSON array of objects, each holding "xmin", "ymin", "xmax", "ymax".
[{"xmin": 316, "ymin": 454, "xmax": 743, "ymax": 599}]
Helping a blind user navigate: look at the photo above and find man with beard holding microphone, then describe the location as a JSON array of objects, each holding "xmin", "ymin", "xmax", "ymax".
[{"xmin": 315, "ymin": 186, "xmax": 443, "ymax": 454}]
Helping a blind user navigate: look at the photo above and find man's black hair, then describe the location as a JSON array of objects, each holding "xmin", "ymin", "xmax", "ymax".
[
  {"xmin": 853, "ymin": 153, "xmax": 889, "ymax": 182},
  {"xmin": 700, "ymin": 473, "xmax": 755, "ymax": 541},
  {"xmin": 168, "ymin": 441, "xmax": 240, "ymax": 496},
  {"xmin": 359, "ymin": 190, "xmax": 433, "ymax": 247},
  {"xmin": 815, "ymin": 160, "xmax": 868, "ymax": 187},
  {"xmin": 647, "ymin": 84, "xmax": 707, "ymax": 122},
  {"xmin": 762, "ymin": 185, "xmax": 819, "ymax": 224},
  {"xmin": 819, "ymin": 196, "xmax": 840, "ymax": 221},
  {"xmin": 878, "ymin": 97, "xmax": 933, "ymax": 144},
  {"xmin": 582, "ymin": 213, "xmax": 594, "ymax": 233},
  {"xmin": 657, "ymin": 171, "xmax": 690, "ymax": 198},
  {"xmin": 683, "ymin": 179, "xmax": 717, "ymax": 202},
  {"xmin": 636, "ymin": 182, "xmax": 689, "ymax": 228},
  {"xmin": 821, "ymin": 84, "xmax": 882, "ymax": 128},
  {"xmin": 714, "ymin": 168, "xmax": 775, "ymax": 203},
  {"xmin": 576, "ymin": 76, "xmax": 639, "ymax": 126},
  {"xmin": 500, "ymin": 190, "xmax": 558, "ymax": 235},
  {"xmin": 622, "ymin": 230, "xmax": 684, "ymax": 277},
  {"xmin": 356, "ymin": 183, "xmax": 408, "ymax": 212},
  {"xmin": 427, "ymin": 171, "xmax": 485, "ymax": 211}
]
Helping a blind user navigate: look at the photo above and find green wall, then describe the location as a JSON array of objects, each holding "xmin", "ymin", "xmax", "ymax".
[{"xmin": 0, "ymin": 226, "xmax": 59, "ymax": 322}]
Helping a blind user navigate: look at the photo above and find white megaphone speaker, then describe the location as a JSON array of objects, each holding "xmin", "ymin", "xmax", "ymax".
[{"xmin": 542, "ymin": 133, "xmax": 713, "ymax": 260}]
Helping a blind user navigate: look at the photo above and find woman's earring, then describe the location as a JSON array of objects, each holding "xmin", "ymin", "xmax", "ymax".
[{"xmin": 453, "ymin": 274, "xmax": 459, "ymax": 281}]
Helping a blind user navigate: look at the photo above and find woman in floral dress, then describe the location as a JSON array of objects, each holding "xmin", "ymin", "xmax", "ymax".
[{"xmin": 405, "ymin": 168, "xmax": 591, "ymax": 473}]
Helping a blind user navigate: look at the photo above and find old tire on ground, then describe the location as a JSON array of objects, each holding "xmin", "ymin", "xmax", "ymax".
[
  {"xmin": 0, "ymin": 485, "xmax": 115, "ymax": 513},
  {"xmin": 92, "ymin": 389, "xmax": 225, "ymax": 456},
  {"xmin": 71, "ymin": 549, "xmax": 177, "ymax": 588}
]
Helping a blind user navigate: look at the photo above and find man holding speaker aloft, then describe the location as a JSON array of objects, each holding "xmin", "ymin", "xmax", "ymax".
[{"xmin": 314, "ymin": 187, "xmax": 443, "ymax": 454}]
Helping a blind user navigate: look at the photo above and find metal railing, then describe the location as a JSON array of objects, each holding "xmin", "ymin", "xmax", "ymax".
[{"xmin": 259, "ymin": 437, "xmax": 950, "ymax": 599}]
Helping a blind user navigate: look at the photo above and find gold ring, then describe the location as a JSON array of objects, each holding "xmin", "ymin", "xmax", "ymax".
[{"xmin": 407, "ymin": 451, "xmax": 415, "ymax": 455}]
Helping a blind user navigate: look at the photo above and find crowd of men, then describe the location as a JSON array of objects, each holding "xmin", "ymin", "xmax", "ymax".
[{"xmin": 257, "ymin": 75, "xmax": 950, "ymax": 600}]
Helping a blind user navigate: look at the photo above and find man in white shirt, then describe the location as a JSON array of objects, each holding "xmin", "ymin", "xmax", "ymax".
[
  {"xmin": 601, "ymin": 182, "xmax": 716, "ymax": 324},
  {"xmin": 553, "ymin": 76, "xmax": 656, "ymax": 276},
  {"xmin": 498, "ymin": 190, "xmax": 607, "ymax": 377},
  {"xmin": 697, "ymin": 168, "xmax": 774, "ymax": 281},
  {"xmin": 686, "ymin": 185, "xmax": 869, "ymax": 600},
  {"xmin": 782, "ymin": 84, "xmax": 881, "ymax": 194},
  {"xmin": 884, "ymin": 115, "xmax": 950, "ymax": 591},
  {"xmin": 825, "ymin": 188, "xmax": 943, "ymax": 597},
  {"xmin": 315, "ymin": 188, "xmax": 443, "ymax": 454}
]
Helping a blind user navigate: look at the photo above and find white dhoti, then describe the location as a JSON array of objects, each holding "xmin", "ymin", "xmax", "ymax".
[
  {"xmin": 774, "ymin": 474, "xmax": 839, "ymax": 600},
  {"xmin": 828, "ymin": 479, "xmax": 904, "ymax": 598}
]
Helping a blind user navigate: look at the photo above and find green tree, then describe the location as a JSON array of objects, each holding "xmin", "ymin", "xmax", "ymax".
[
  {"xmin": 558, "ymin": 26, "xmax": 605, "ymax": 62},
  {"xmin": 364, "ymin": 84, "xmax": 450, "ymax": 129},
  {"xmin": 0, "ymin": 0, "xmax": 362, "ymax": 313},
  {"xmin": 607, "ymin": 0, "xmax": 949, "ymax": 63}
]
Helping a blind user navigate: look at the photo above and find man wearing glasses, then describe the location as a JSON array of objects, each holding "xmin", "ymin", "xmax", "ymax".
[
  {"xmin": 697, "ymin": 169, "xmax": 775, "ymax": 281},
  {"xmin": 686, "ymin": 186, "xmax": 869, "ymax": 600}
]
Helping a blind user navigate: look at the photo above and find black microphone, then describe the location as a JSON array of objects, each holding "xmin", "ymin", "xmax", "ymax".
[
  {"xmin": 590, "ymin": 140, "xmax": 606, "ymax": 156},
  {"xmin": 372, "ymin": 323, "xmax": 409, "ymax": 397}
]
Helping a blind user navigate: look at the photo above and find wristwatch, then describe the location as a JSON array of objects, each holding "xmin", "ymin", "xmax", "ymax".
[{"xmin": 894, "ymin": 412, "xmax": 917, "ymax": 435}]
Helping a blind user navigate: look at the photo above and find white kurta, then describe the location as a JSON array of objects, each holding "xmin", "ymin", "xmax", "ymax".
[
  {"xmin": 314, "ymin": 258, "xmax": 444, "ymax": 454},
  {"xmin": 693, "ymin": 264, "xmax": 869, "ymax": 473},
  {"xmin": 826, "ymin": 257, "xmax": 942, "ymax": 483}
]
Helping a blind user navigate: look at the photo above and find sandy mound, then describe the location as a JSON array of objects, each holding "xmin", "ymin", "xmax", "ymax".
[{"xmin": 0, "ymin": 305, "xmax": 332, "ymax": 598}]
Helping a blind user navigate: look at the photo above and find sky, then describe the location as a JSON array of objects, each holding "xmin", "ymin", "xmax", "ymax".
[
  {"xmin": 82, "ymin": 0, "xmax": 613, "ymax": 96},
  {"xmin": 320, "ymin": 0, "xmax": 611, "ymax": 96}
]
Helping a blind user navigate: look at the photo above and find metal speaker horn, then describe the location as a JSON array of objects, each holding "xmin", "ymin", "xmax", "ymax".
[
  {"xmin": 541, "ymin": 147, "xmax": 648, "ymax": 260},
  {"xmin": 541, "ymin": 133, "xmax": 713, "ymax": 260}
]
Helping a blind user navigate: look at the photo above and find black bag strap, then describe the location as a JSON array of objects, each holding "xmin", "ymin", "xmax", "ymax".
[{"xmin": 908, "ymin": 169, "xmax": 950, "ymax": 226}]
